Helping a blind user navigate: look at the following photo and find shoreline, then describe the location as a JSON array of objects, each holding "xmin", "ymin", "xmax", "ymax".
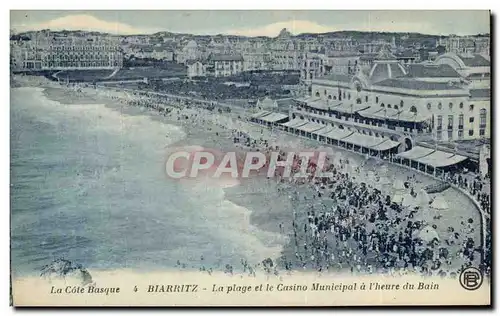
[{"xmin": 11, "ymin": 75, "xmax": 485, "ymax": 277}]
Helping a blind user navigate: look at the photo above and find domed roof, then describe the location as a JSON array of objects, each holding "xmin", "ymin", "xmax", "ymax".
[
  {"xmin": 368, "ymin": 61, "xmax": 407, "ymax": 84},
  {"xmin": 185, "ymin": 40, "xmax": 198, "ymax": 48}
]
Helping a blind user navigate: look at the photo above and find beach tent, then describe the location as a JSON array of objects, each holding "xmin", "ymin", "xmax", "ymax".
[
  {"xmin": 378, "ymin": 175, "xmax": 392, "ymax": 186},
  {"xmin": 413, "ymin": 225, "xmax": 440, "ymax": 243},
  {"xmin": 402, "ymin": 193, "xmax": 418, "ymax": 209},
  {"xmin": 366, "ymin": 171, "xmax": 376, "ymax": 184},
  {"xmin": 430, "ymin": 195, "xmax": 449, "ymax": 210},
  {"xmin": 391, "ymin": 192, "xmax": 404, "ymax": 204},
  {"xmin": 392, "ymin": 178, "xmax": 406, "ymax": 204},
  {"xmin": 378, "ymin": 164, "xmax": 389, "ymax": 174},
  {"xmin": 393, "ymin": 179, "xmax": 405, "ymax": 191},
  {"xmin": 416, "ymin": 189, "xmax": 431, "ymax": 208}
]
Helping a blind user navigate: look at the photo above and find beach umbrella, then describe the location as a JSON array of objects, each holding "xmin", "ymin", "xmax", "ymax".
[
  {"xmin": 416, "ymin": 189, "xmax": 431, "ymax": 208},
  {"xmin": 413, "ymin": 225, "xmax": 440, "ymax": 243},
  {"xmin": 430, "ymin": 195, "xmax": 449, "ymax": 210}
]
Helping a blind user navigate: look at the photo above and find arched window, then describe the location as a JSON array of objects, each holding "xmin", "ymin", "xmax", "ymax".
[
  {"xmin": 387, "ymin": 104, "xmax": 392, "ymax": 109},
  {"xmin": 449, "ymin": 102, "xmax": 453, "ymax": 110},
  {"xmin": 315, "ymin": 91, "xmax": 320, "ymax": 97},
  {"xmin": 438, "ymin": 102, "xmax": 442, "ymax": 110},
  {"xmin": 410, "ymin": 106, "xmax": 418, "ymax": 113},
  {"xmin": 333, "ymin": 96, "xmax": 337, "ymax": 100},
  {"xmin": 400, "ymin": 100, "xmax": 404, "ymax": 108},
  {"xmin": 470, "ymin": 104, "xmax": 475, "ymax": 111},
  {"xmin": 394, "ymin": 105, "xmax": 399, "ymax": 110},
  {"xmin": 376, "ymin": 96, "xmax": 379, "ymax": 103},
  {"xmin": 459, "ymin": 102, "xmax": 464, "ymax": 109},
  {"xmin": 356, "ymin": 98, "xmax": 362, "ymax": 104},
  {"xmin": 427, "ymin": 103, "xmax": 432, "ymax": 110},
  {"xmin": 356, "ymin": 85, "xmax": 362, "ymax": 92},
  {"xmin": 381, "ymin": 103, "xmax": 385, "ymax": 108},
  {"xmin": 328, "ymin": 95, "xmax": 332, "ymax": 100}
]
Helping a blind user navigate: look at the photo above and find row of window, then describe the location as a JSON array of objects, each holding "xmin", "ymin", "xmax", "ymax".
[
  {"xmin": 314, "ymin": 88, "xmax": 481, "ymax": 114},
  {"xmin": 50, "ymin": 46, "xmax": 118, "ymax": 51},
  {"xmin": 435, "ymin": 110, "xmax": 488, "ymax": 129},
  {"xmin": 47, "ymin": 61, "xmax": 119, "ymax": 67},
  {"xmin": 437, "ymin": 128, "xmax": 486, "ymax": 140},
  {"xmin": 315, "ymin": 90, "xmax": 352, "ymax": 101},
  {"xmin": 427, "ymin": 102, "xmax": 475, "ymax": 111}
]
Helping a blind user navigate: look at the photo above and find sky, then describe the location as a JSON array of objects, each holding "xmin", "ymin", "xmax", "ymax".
[{"xmin": 10, "ymin": 10, "xmax": 491, "ymax": 37}]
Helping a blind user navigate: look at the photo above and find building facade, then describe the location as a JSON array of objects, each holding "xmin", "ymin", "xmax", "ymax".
[
  {"xmin": 438, "ymin": 35, "xmax": 490, "ymax": 56},
  {"xmin": 206, "ymin": 53, "xmax": 244, "ymax": 77},
  {"xmin": 11, "ymin": 34, "xmax": 123, "ymax": 71},
  {"xmin": 297, "ymin": 48, "xmax": 490, "ymax": 147},
  {"xmin": 186, "ymin": 60, "xmax": 206, "ymax": 78}
]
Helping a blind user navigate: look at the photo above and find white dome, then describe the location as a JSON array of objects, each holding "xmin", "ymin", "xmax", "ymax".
[{"xmin": 185, "ymin": 40, "xmax": 198, "ymax": 49}]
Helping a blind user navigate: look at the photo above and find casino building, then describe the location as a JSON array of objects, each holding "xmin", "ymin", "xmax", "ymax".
[
  {"xmin": 250, "ymin": 46, "xmax": 490, "ymax": 175},
  {"xmin": 296, "ymin": 47, "xmax": 490, "ymax": 144}
]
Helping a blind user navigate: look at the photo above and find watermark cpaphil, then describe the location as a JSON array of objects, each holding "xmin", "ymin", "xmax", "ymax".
[{"xmin": 164, "ymin": 146, "xmax": 335, "ymax": 180}]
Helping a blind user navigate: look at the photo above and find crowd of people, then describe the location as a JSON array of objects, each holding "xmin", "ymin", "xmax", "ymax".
[
  {"xmin": 444, "ymin": 172, "xmax": 491, "ymax": 214},
  {"xmin": 234, "ymin": 132, "xmax": 483, "ymax": 277},
  {"xmin": 14, "ymin": 75, "xmax": 490, "ymax": 279}
]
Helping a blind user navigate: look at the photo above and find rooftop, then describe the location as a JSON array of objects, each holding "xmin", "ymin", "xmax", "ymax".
[
  {"xmin": 208, "ymin": 53, "xmax": 244, "ymax": 62},
  {"xmin": 373, "ymin": 78, "xmax": 466, "ymax": 91},
  {"xmin": 469, "ymin": 88, "xmax": 490, "ymax": 99},
  {"xmin": 315, "ymin": 73, "xmax": 353, "ymax": 83},
  {"xmin": 406, "ymin": 64, "xmax": 461, "ymax": 78},
  {"xmin": 459, "ymin": 54, "xmax": 490, "ymax": 67}
]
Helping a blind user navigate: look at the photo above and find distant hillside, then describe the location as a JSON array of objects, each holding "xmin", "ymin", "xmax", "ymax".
[{"xmin": 13, "ymin": 29, "xmax": 490, "ymax": 41}]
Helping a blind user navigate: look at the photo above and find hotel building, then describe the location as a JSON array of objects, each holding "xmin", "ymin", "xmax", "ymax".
[{"xmin": 11, "ymin": 34, "xmax": 123, "ymax": 71}]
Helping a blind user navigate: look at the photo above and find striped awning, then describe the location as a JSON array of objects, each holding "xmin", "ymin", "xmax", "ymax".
[
  {"xmin": 396, "ymin": 146, "xmax": 468, "ymax": 167},
  {"xmin": 417, "ymin": 151, "xmax": 468, "ymax": 168},
  {"xmin": 370, "ymin": 139, "xmax": 400, "ymax": 151},
  {"xmin": 281, "ymin": 119, "xmax": 308, "ymax": 128},
  {"xmin": 260, "ymin": 112, "xmax": 289, "ymax": 123},
  {"xmin": 251, "ymin": 110, "xmax": 272, "ymax": 118},
  {"xmin": 295, "ymin": 121, "xmax": 325, "ymax": 133},
  {"xmin": 322, "ymin": 128, "xmax": 353, "ymax": 140},
  {"xmin": 342, "ymin": 133, "xmax": 393, "ymax": 149},
  {"xmin": 396, "ymin": 146, "xmax": 435, "ymax": 160}
]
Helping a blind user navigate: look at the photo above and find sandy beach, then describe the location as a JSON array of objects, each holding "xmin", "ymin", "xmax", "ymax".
[{"xmin": 11, "ymin": 75, "xmax": 483, "ymax": 278}]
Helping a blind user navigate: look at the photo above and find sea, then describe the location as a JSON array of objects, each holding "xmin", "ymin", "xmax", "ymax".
[{"xmin": 10, "ymin": 87, "xmax": 284, "ymax": 277}]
